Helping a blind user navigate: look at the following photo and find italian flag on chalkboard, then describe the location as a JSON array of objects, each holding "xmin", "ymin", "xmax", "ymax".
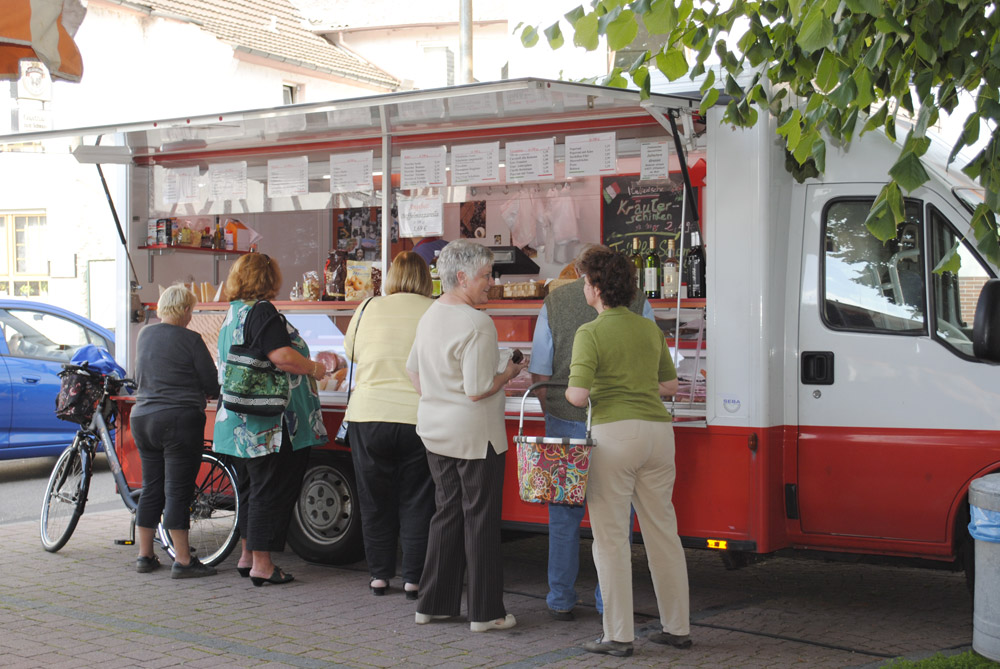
[{"xmin": 603, "ymin": 181, "xmax": 621, "ymax": 205}]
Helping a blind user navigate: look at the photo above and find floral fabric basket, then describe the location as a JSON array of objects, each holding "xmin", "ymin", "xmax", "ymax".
[
  {"xmin": 512, "ymin": 382, "xmax": 595, "ymax": 506},
  {"xmin": 515, "ymin": 438, "xmax": 594, "ymax": 506}
]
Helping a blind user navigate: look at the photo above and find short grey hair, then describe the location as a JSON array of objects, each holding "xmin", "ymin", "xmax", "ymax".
[
  {"xmin": 438, "ymin": 239, "xmax": 494, "ymax": 292},
  {"xmin": 157, "ymin": 283, "xmax": 196, "ymax": 320}
]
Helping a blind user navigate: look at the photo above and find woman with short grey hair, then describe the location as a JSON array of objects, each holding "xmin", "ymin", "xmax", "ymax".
[
  {"xmin": 436, "ymin": 238, "xmax": 494, "ymax": 294},
  {"xmin": 406, "ymin": 239, "xmax": 527, "ymax": 633},
  {"xmin": 131, "ymin": 283, "xmax": 220, "ymax": 578}
]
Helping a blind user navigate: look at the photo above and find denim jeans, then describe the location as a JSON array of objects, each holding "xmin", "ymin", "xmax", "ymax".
[
  {"xmin": 545, "ymin": 414, "xmax": 602, "ymax": 613},
  {"xmin": 545, "ymin": 414, "xmax": 636, "ymax": 614}
]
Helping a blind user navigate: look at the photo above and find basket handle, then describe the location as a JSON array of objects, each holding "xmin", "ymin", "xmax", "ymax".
[{"xmin": 518, "ymin": 381, "xmax": 592, "ymax": 439}]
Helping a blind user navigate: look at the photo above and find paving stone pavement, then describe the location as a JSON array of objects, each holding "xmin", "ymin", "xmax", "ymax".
[{"xmin": 0, "ymin": 507, "xmax": 979, "ymax": 668}]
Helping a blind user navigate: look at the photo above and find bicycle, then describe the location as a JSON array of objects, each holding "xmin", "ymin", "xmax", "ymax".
[{"xmin": 40, "ymin": 364, "xmax": 240, "ymax": 566}]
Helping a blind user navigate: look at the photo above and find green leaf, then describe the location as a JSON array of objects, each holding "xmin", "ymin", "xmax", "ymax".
[
  {"xmin": 543, "ymin": 23, "xmax": 564, "ymax": 49},
  {"xmin": 520, "ymin": 25, "xmax": 539, "ymax": 48},
  {"xmin": 633, "ymin": 65, "xmax": 651, "ymax": 98},
  {"xmin": 573, "ymin": 12, "xmax": 600, "ymax": 50},
  {"xmin": 656, "ymin": 47, "xmax": 689, "ymax": 80},
  {"xmin": 793, "ymin": 128, "xmax": 820, "ymax": 165},
  {"xmin": 600, "ymin": 68, "xmax": 629, "ymax": 88},
  {"xmin": 699, "ymin": 68, "xmax": 716, "ymax": 93},
  {"xmin": 931, "ymin": 241, "xmax": 962, "ymax": 275},
  {"xmin": 724, "ymin": 74, "xmax": 743, "ymax": 98},
  {"xmin": 853, "ymin": 67, "xmax": 873, "ymax": 110},
  {"xmin": 797, "ymin": 4, "xmax": 834, "ymax": 52},
  {"xmin": 816, "ymin": 50, "xmax": 840, "ymax": 92},
  {"xmin": 810, "ymin": 136, "xmax": 827, "ymax": 173},
  {"xmin": 875, "ymin": 15, "xmax": 908, "ymax": 39},
  {"xmin": 866, "ymin": 183, "xmax": 905, "ymax": 242},
  {"xmin": 971, "ymin": 206, "xmax": 1000, "ymax": 266},
  {"xmin": 564, "ymin": 6, "xmax": 586, "ymax": 27},
  {"xmin": 829, "ymin": 77, "xmax": 858, "ymax": 109},
  {"xmin": 862, "ymin": 104, "xmax": 888, "ymax": 135},
  {"xmin": 777, "ymin": 108, "xmax": 803, "ymax": 151},
  {"xmin": 643, "ymin": 0, "xmax": 678, "ymax": 34},
  {"xmin": 889, "ymin": 151, "xmax": 930, "ymax": 192},
  {"xmin": 699, "ymin": 87, "xmax": 720, "ymax": 115},
  {"xmin": 606, "ymin": 9, "xmax": 638, "ymax": 51},
  {"xmin": 844, "ymin": 0, "xmax": 883, "ymax": 16}
]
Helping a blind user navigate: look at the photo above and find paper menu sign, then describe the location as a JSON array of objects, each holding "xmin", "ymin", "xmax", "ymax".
[
  {"xmin": 565, "ymin": 132, "xmax": 617, "ymax": 177},
  {"xmin": 207, "ymin": 162, "xmax": 247, "ymax": 201},
  {"xmin": 397, "ymin": 193, "xmax": 443, "ymax": 238},
  {"xmin": 330, "ymin": 151, "xmax": 373, "ymax": 194},
  {"xmin": 163, "ymin": 166, "xmax": 200, "ymax": 205},
  {"xmin": 451, "ymin": 142, "xmax": 500, "ymax": 186},
  {"xmin": 401, "ymin": 146, "xmax": 447, "ymax": 189},
  {"xmin": 640, "ymin": 141, "xmax": 671, "ymax": 181},
  {"xmin": 267, "ymin": 156, "xmax": 309, "ymax": 198},
  {"xmin": 505, "ymin": 138, "xmax": 555, "ymax": 183}
]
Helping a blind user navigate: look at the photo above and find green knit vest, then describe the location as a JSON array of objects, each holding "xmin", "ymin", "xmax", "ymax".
[{"xmin": 544, "ymin": 278, "xmax": 646, "ymax": 422}]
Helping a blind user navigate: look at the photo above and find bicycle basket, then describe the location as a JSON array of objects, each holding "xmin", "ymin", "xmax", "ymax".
[{"xmin": 55, "ymin": 364, "xmax": 105, "ymax": 424}]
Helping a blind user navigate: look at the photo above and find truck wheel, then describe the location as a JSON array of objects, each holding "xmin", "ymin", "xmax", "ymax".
[{"xmin": 287, "ymin": 451, "xmax": 364, "ymax": 565}]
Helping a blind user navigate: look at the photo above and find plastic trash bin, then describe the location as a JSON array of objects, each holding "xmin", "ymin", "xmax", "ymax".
[{"xmin": 969, "ymin": 473, "xmax": 1000, "ymax": 662}]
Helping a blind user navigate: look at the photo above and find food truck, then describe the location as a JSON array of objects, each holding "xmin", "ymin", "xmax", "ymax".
[{"xmin": 4, "ymin": 78, "xmax": 998, "ymax": 581}]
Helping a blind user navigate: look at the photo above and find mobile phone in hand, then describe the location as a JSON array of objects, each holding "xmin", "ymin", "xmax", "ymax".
[{"xmin": 511, "ymin": 349, "xmax": 523, "ymax": 364}]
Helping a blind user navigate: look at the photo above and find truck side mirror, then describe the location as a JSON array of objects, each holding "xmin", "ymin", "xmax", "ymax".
[{"xmin": 973, "ymin": 278, "xmax": 1000, "ymax": 362}]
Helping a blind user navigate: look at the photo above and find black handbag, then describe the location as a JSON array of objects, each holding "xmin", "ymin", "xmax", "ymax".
[
  {"xmin": 221, "ymin": 301, "xmax": 290, "ymax": 417},
  {"xmin": 335, "ymin": 297, "xmax": 374, "ymax": 445}
]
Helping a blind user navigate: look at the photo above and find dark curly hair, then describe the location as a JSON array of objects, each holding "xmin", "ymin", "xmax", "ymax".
[{"xmin": 576, "ymin": 245, "xmax": 636, "ymax": 309}]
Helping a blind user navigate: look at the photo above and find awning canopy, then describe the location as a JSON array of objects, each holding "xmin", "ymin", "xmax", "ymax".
[
  {"xmin": 0, "ymin": 0, "xmax": 84, "ymax": 82},
  {"xmin": 0, "ymin": 78, "xmax": 701, "ymax": 163}
]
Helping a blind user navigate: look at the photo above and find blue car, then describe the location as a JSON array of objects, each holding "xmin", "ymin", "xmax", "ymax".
[{"xmin": 0, "ymin": 300, "xmax": 115, "ymax": 460}]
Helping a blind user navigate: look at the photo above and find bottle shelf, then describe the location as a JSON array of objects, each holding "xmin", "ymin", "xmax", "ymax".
[{"xmin": 138, "ymin": 245, "xmax": 251, "ymax": 283}]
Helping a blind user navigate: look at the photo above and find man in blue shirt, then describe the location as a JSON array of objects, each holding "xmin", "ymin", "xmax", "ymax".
[{"xmin": 529, "ymin": 271, "xmax": 653, "ymax": 620}]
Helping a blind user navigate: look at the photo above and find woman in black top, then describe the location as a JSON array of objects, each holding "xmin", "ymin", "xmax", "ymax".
[{"xmin": 132, "ymin": 284, "xmax": 220, "ymax": 578}]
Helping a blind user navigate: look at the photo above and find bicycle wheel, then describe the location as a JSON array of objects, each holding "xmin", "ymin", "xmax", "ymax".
[
  {"xmin": 40, "ymin": 440, "xmax": 91, "ymax": 552},
  {"xmin": 157, "ymin": 453, "xmax": 239, "ymax": 566}
]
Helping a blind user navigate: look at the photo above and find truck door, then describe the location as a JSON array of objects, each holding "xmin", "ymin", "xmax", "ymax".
[{"xmin": 796, "ymin": 185, "xmax": 998, "ymax": 545}]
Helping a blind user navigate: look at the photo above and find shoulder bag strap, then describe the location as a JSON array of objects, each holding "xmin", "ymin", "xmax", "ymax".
[
  {"xmin": 346, "ymin": 296, "xmax": 376, "ymax": 402},
  {"xmin": 242, "ymin": 300, "xmax": 286, "ymax": 355}
]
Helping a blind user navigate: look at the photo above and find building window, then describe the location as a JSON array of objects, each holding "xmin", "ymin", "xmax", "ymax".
[
  {"xmin": 283, "ymin": 84, "xmax": 297, "ymax": 105},
  {"xmin": 0, "ymin": 212, "xmax": 48, "ymax": 297}
]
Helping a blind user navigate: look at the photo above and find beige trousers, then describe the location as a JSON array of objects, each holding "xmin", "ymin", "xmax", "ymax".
[{"xmin": 588, "ymin": 419, "xmax": 690, "ymax": 643}]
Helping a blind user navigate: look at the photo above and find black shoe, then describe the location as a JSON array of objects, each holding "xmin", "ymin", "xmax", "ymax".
[
  {"xmin": 236, "ymin": 567, "xmax": 251, "ymax": 578},
  {"xmin": 370, "ymin": 577, "xmax": 388, "ymax": 596},
  {"xmin": 250, "ymin": 566, "xmax": 294, "ymax": 587},
  {"xmin": 404, "ymin": 584, "xmax": 419, "ymax": 600},
  {"xmin": 582, "ymin": 636, "xmax": 633, "ymax": 657},
  {"xmin": 135, "ymin": 554, "xmax": 161, "ymax": 573},
  {"xmin": 647, "ymin": 631, "xmax": 693, "ymax": 648},
  {"xmin": 548, "ymin": 609, "xmax": 574, "ymax": 621},
  {"xmin": 171, "ymin": 557, "xmax": 217, "ymax": 579}
]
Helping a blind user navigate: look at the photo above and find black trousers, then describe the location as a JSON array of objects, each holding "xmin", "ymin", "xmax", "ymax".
[
  {"xmin": 132, "ymin": 407, "xmax": 206, "ymax": 530},
  {"xmin": 349, "ymin": 421, "xmax": 435, "ymax": 583},
  {"xmin": 418, "ymin": 445, "xmax": 506, "ymax": 623},
  {"xmin": 234, "ymin": 427, "xmax": 311, "ymax": 553}
]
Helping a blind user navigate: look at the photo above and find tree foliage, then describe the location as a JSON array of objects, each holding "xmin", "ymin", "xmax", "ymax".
[{"xmin": 519, "ymin": 0, "xmax": 1000, "ymax": 266}]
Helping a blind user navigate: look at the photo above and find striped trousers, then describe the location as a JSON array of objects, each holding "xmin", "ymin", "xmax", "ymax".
[{"xmin": 417, "ymin": 445, "xmax": 507, "ymax": 623}]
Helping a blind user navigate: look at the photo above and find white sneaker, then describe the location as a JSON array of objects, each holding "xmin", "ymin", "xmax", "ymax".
[
  {"xmin": 414, "ymin": 612, "xmax": 452, "ymax": 624},
  {"xmin": 470, "ymin": 614, "xmax": 516, "ymax": 632}
]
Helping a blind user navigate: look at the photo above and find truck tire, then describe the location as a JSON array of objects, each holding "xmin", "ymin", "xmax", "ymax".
[{"xmin": 287, "ymin": 451, "xmax": 365, "ymax": 564}]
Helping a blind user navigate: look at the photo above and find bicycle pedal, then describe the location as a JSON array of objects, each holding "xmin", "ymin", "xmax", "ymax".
[{"xmin": 114, "ymin": 539, "xmax": 135, "ymax": 545}]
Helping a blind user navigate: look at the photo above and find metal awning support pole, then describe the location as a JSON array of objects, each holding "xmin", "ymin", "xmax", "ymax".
[
  {"xmin": 379, "ymin": 105, "xmax": 392, "ymax": 294},
  {"xmin": 641, "ymin": 105, "xmax": 701, "ymax": 232}
]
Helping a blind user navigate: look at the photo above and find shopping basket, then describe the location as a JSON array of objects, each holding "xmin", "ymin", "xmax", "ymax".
[{"xmin": 513, "ymin": 382, "xmax": 595, "ymax": 506}]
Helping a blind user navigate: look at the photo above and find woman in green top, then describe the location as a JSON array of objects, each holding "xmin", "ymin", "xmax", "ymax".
[
  {"xmin": 214, "ymin": 253, "xmax": 328, "ymax": 586},
  {"xmin": 566, "ymin": 245, "xmax": 691, "ymax": 657}
]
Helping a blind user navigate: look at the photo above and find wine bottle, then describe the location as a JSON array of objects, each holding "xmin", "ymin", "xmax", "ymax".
[
  {"xmin": 644, "ymin": 236, "xmax": 661, "ymax": 299},
  {"xmin": 685, "ymin": 230, "xmax": 706, "ymax": 298},
  {"xmin": 631, "ymin": 237, "xmax": 643, "ymax": 292},
  {"xmin": 430, "ymin": 250, "xmax": 442, "ymax": 298},
  {"xmin": 661, "ymin": 238, "xmax": 679, "ymax": 298}
]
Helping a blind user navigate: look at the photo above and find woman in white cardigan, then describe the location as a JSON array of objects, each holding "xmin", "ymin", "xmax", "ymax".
[{"xmin": 406, "ymin": 239, "xmax": 527, "ymax": 633}]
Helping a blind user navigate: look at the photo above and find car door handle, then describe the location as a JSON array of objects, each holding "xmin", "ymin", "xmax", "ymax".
[
  {"xmin": 801, "ymin": 351, "xmax": 834, "ymax": 385},
  {"xmin": 22, "ymin": 375, "xmax": 41, "ymax": 384}
]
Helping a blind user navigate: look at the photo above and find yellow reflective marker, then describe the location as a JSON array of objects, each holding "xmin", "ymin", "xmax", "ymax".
[{"xmin": 706, "ymin": 539, "xmax": 727, "ymax": 550}]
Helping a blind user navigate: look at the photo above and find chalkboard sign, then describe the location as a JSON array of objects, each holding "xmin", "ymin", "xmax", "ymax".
[{"xmin": 601, "ymin": 173, "xmax": 699, "ymax": 258}]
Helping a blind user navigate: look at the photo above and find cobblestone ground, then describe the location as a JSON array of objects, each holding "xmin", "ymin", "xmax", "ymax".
[{"xmin": 0, "ymin": 508, "xmax": 976, "ymax": 668}]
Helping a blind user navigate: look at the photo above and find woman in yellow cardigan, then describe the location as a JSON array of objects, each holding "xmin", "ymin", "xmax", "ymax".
[{"xmin": 344, "ymin": 251, "xmax": 435, "ymax": 599}]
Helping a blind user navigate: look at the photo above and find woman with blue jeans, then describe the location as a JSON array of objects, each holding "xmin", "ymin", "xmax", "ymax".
[{"xmin": 132, "ymin": 284, "xmax": 220, "ymax": 578}]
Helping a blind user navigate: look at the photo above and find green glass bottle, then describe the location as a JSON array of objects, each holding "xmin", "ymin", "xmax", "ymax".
[
  {"xmin": 631, "ymin": 237, "xmax": 643, "ymax": 292},
  {"xmin": 644, "ymin": 235, "xmax": 661, "ymax": 298},
  {"xmin": 430, "ymin": 250, "xmax": 442, "ymax": 297}
]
